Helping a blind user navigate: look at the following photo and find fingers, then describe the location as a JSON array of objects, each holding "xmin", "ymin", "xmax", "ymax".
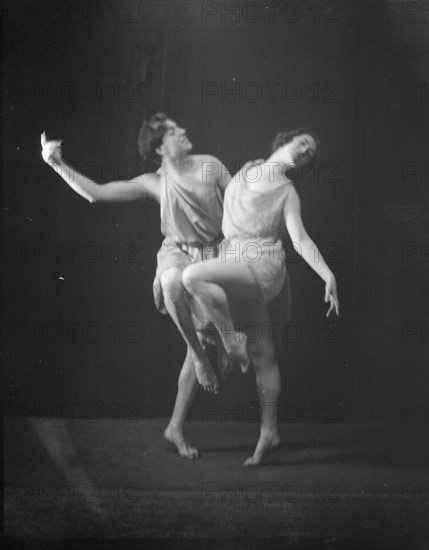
[
  {"xmin": 333, "ymin": 290, "xmax": 340, "ymax": 316},
  {"xmin": 326, "ymin": 301, "xmax": 334, "ymax": 318},
  {"xmin": 326, "ymin": 295, "xmax": 340, "ymax": 318},
  {"xmin": 41, "ymin": 132, "xmax": 62, "ymax": 149}
]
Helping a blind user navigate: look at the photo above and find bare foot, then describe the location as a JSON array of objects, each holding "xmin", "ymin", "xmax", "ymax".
[
  {"xmin": 164, "ymin": 424, "xmax": 199, "ymax": 459},
  {"xmin": 243, "ymin": 429, "xmax": 280, "ymax": 467},
  {"xmin": 225, "ymin": 332, "xmax": 250, "ymax": 374},
  {"xmin": 191, "ymin": 351, "xmax": 219, "ymax": 393}
]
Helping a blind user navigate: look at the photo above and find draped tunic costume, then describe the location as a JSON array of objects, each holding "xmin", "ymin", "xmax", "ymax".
[
  {"xmin": 153, "ymin": 165, "xmax": 224, "ymax": 313},
  {"xmin": 222, "ymin": 162, "xmax": 293, "ymax": 302}
]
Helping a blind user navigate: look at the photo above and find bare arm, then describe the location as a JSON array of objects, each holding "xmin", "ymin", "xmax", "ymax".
[
  {"xmin": 283, "ymin": 186, "xmax": 340, "ymax": 317},
  {"xmin": 41, "ymin": 132, "xmax": 160, "ymax": 203}
]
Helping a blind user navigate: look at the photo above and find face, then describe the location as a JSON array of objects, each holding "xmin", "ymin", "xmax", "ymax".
[
  {"xmin": 288, "ymin": 134, "xmax": 318, "ymax": 169},
  {"xmin": 156, "ymin": 119, "xmax": 192, "ymax": 158}
]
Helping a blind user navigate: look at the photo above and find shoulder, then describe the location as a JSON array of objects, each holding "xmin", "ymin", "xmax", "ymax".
[
  {"xmin": 191, "ymin": 155, "xmax": 227, "ymax": 183},
  {"xmin": 137, "ymin": 171, "xmax": 161, "ymax": 201},
  {"xmin": 191, "ymin": 154, "xmax": 223, "ymax": 167},
  {"xmin": 140, "ymin": 171, "xmax": 161, "ymax": 186}
]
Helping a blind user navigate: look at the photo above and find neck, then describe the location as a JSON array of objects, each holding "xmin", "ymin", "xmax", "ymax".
[
  {"xmin": 161, "ymin": 153, "xmax": 192, "ymax": 174},
  {"xmin": 267, "ymin": 150, "xmax": 295, "ymax": 176}
]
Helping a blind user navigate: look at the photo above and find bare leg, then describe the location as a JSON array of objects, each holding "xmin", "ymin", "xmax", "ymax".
[
  {"xmin": 241, "ymin": 300, "xmax": 281, "ymax": 467},
  {"xmin": 183, "ymin": 258, "xmax": 260, "ymax": 372},
  {"xmin": 164, "ymin": 347, "xmax": 200, "ymax": 458},
  {"xmin": 161, "ymin": 267, "xmax": 218, "ymax": 393}
]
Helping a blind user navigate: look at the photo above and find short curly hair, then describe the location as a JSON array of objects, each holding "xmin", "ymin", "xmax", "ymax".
[
  {"xmin": 137, "ymin": 112, "xmax": 170, "ymax": 163},
  {"xmin": 271, "ymin": 129, "xmax": 320, "ymax": 172}
]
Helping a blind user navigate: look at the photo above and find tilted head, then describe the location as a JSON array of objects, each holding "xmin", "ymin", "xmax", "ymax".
[
  {"xmin": 272, "ymin": 129, "xmax": 320, "ymax": 173},
  {"xmin": 137, "ymin": 113, "xmax": 192, "ymax": 164}
]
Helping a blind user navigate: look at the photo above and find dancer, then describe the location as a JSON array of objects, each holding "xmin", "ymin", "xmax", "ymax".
[
  {"xmin": 182, "ymin": 130, "xmax": 340, "ymax": 466},
  {"xmin": 41, "ymin": 113, "xmax": 232, "ymax": 459}
]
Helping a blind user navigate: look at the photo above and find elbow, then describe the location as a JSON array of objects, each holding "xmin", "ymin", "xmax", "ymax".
[
  {"xmin": 290, "ymin": 235, "xmax": 306, "ymax": 253},
  {"xmin": 292, "ymin": 240, "xmax": 304, "ymax": 256}
]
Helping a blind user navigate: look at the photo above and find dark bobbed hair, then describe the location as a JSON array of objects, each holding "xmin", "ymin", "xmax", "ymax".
[
  {"xmin": 137, "ymin": 112, "xmax": 169, "ymax": 163},
  {"xmin": 271, "ymin": 129, "xmax": 320, "ymax": 172}
]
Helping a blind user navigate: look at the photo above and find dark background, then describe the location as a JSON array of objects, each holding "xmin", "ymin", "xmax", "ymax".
[{"xmin": 2, "ymin": 0, "xmax": 427, "ymax": 423}]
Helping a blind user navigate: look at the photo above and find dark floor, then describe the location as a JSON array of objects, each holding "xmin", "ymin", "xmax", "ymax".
[{"xmin": 3, "ymin": 417, "xmax": 428, "ymax": 549}]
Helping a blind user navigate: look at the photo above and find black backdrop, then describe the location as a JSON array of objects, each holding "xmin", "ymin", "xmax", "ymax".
[{"xmin": 2, "ymin": 0, "xmax": 427, "ymax": 423}]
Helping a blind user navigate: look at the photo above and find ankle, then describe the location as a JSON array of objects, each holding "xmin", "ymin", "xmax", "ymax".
[
  {"xmin": 260, "ymin": 426, "xmax": 278, "ymax": 437},
  {"xmin": 166, "ymin": 422, "xmax": 182, "ymax": 432}
]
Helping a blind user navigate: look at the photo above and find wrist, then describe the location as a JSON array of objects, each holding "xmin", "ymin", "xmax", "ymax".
[
  {"xmin": 325, "ymin": 272, "xmax": 335, "ymax": 285},
  {"xmin": 50, "ymin": 158, "xmax": 64, "ymax": 172}
]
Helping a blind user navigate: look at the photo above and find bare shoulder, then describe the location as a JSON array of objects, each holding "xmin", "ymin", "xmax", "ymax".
[
  {"xmin": 190, "ymin": 155, "xmax": 227, "ymax": 185},
  {"xmin": 141, "ymin": 171, "xmax": 161, "ymax": 184},
  {"xmin": 192, "ymin": 154, "xmax": 223, "ymax": 167},
  {"xmin": 138, "ymin": 171, "xmax": 161, "ymax": 200}
]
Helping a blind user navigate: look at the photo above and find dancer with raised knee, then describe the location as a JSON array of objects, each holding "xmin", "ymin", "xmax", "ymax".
[
  {"xmin": 41, "ymin": 113, "xmax": 233, "ymax": 459},
  {"xmin": 182, "ymin": 130, "xmax": 340, "ymax": 466}
]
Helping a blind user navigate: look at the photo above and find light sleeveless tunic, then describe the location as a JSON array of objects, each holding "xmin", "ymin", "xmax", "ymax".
[
  {"xmin": 222, "ymin": 163, "xmax": 293, "ymax": 301},
  {"xmin": 153, "ymin": 165, "xmax": 224, "ymax": 313}
]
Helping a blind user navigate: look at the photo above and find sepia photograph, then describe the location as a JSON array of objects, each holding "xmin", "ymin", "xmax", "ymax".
[{"xmin": 2, "ymin": 1, "xmax": 428, "ymax": 549}]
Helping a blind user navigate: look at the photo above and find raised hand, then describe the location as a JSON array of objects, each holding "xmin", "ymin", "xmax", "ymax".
[
  {"xmin": 41, "ymin": 131, "xmax": 63, "ymax": 167},
  {"xmin": 325, "ymin": 276, "xmax": 340, "ymax": 317}
]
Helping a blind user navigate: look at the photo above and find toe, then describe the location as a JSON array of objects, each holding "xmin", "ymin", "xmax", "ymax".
[{"xmin": 243, "ymin": 456, "xmax": 259, "ymax": 467}]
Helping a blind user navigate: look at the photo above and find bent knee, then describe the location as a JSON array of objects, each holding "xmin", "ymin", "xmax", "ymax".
[
  {"xmin": 182, "ymin": 264, "xmax": 201, "ymax": 294},
  {"xmin": 160, "ymin": 268, "xmax": 185, "ymax": 300},
  {"xmin": 249, "ymin": 346, "xmax": 277, "ymax": 371}
]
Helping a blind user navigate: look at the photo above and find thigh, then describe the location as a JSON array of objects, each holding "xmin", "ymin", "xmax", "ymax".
[{"xmin": 186, "ymin": 256, "xmax": 260, "ymax": 301}]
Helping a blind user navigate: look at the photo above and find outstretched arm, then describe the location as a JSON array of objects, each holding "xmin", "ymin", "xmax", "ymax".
[
  {"xmin": 41, "ymin": 132, "xmax": 160, "ymax": 203},
  {"xmin": 283, "ymin": 186, "xmax": 339, "ymax": 317}
]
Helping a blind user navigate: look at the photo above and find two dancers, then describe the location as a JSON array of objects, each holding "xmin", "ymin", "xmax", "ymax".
[{"xmin": 41, "ymin": 115, "xmax": 339, "ymax": 466}]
